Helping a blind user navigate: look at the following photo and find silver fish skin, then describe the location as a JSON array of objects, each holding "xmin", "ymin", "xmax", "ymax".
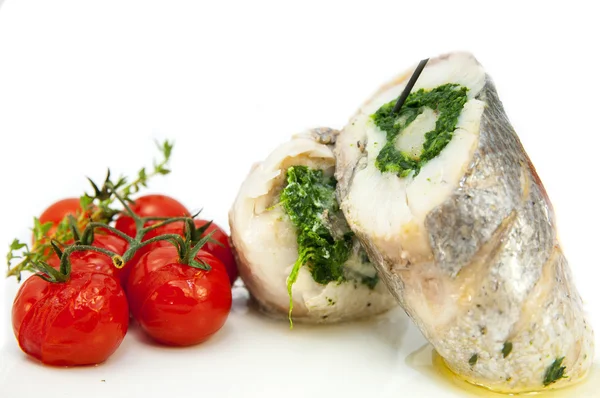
[{"xmin": 334, "ymin": 52, "xmax": 594, "ymax": 393}]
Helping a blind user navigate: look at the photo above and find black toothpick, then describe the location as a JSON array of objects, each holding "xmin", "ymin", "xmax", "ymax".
[{"xmin": 392, "ymin": 58, "xmax": 429, "ymax": 113}]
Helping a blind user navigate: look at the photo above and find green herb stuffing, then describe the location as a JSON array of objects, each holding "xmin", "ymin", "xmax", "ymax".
[
  {"xmin": 372, "ymin": 83, "xmax": 469, "ymax": 177},
  {"xmin": 280, "ymin": 166, "xmax": 353, "ymax": 325},
  {"xmin": 543, "ymin": 357, "xmax": 567, "ymax": 386}
]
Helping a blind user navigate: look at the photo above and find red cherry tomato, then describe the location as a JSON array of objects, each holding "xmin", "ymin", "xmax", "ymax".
[
  {"xmin": 34, "ymin": 198, "xmax": 83, "ymax": 244},
  {"xmin": 12, "ymin": 271, "xmax": 129, "ymax": 366},
  {"xmin": 146, "ymin": 219, "xmax": 238, "ymax": 284},
  {"xmin": 39, "ymin": 198, "xmax": 82, "ymax": 226},
  {"xmin": 115, "ymin": 194, "xmax": 190, "ymax": 238},
  {"xmin": 47, "ymin": 233, "xmax": 129, "ymax": 285},
  {"xmin": 127, "ymin": 245, "xmax": 231, "ymax": 346}
]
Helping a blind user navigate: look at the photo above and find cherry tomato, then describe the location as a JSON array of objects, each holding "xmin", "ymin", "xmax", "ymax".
[
  {"xmin": 115, "ymin": 194, "xmax": 190, "ymax": 238},
  {"xmin": 34, "ymin": 198, "xmax": 83, "ymax": 244},
  {"xmin": 127, "ymin": 245, "xmax": 232, "ymax": 346},
  {"xmin": 146, "ymin": 219, "xmax": 238, "ymax": 284},
  {"xmin": 39, "ymin": 198, "xmax": 82, "ymax": 226},
  {"xmin": 12, "ymin": 271, "xmax": 129, "ymax": 366},
  {"xmin": 47, "ymin": 233, "xmax": 129, "ymax": 285}
]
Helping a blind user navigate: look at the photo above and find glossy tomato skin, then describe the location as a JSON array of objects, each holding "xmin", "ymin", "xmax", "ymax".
[
  {"xmin": 114, "ymin": 194, "xmax": 190, "ymax": 238},
  {"xmin": 39, "ymin": 198, "xmax": 82, "ymax": 226},
  {"xmin": 12, "ymin": 271, "xmax": 129, "ymax": 366},
  {"xmin": 146, "ymin": 219, "xmax": 238, "ymax": 285},
  {"xmin": 47, "ymin": 233, "xmax": 129, "ymax": 284},
  {"xmin": 127, "ymin": 246, "xmax": 232, "ymax": 346},
  {"xmin": 34, "ymin": 198, "xmax": 83, "ymax": 244}
]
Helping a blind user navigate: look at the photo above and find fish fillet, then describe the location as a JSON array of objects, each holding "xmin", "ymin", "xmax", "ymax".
[
  {"xmin": 334, "ymin": 52, "xmax": 594, "ymax": 392},
  {"xmin": 229, "ymin": 128, "xmax": 396, "ymax": 323}
]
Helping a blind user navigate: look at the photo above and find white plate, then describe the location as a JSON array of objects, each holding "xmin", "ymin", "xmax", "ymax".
[
  {"xmin": 1, "ymin": 282, "xmax": 599, "ymax": 398},
  {"xmin": 1, "ymin": 1, "xmax": 599, "ymax": 397}
]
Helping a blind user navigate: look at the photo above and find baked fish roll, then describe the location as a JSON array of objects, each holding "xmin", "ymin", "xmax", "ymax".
[
  {"xmin": 229, "ymin": 128, "xmax": 396, "ymax": 324},
  {"xmin": 334, "ymin": 52, "xmax": 594, "ymax": 392}
]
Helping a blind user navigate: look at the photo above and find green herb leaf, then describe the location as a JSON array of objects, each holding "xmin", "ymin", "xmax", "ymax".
[
  {"xmin": 32, "ymin": 217, "xmax": 53, "ymax": 243},
  {"xmin": 543, "ymin": 357, "xmax": 567, "ymax": 386},
  {"xmin": 286, "ymin": 256, "xmax": 303, "ymax": 328},
  {"xmin": 138, "ymin": 168, "xmax": 147, "ymax": 184},
  {"xmin": 79, "ymin": 194, "xmax": 94, "ymax": 210},
  {"xmin": 469, "ymin": 354, "xmax": 478, "ymax": 367},
  {"xmin": 160, "ymin": 139, "xmax": 174, "ymax": 161},
  {"xmin": 6, "ymin": 239, "xmax": 26, "ymax": 265},
  {"xmin": 9, "ymin": 239, "xmax": 26, "ymax": 252},
  {"xmin": 502, "ymin": 341, "xmax": 513, "ymax": 358}
]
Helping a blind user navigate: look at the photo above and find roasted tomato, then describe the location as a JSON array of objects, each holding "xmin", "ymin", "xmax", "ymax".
[
  {"xmin": 126, "ymin": 245, "xmax": 231, "ymax": 346},
  {"xmin": 12, "ymin": 272, "xmax": 129, "ymax": 366}
]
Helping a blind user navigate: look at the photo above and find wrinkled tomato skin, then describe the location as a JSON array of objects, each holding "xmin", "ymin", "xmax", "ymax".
[
  {"xmin": 146, "ymin": 219, "xmax": 238, "ymax": 285},
  {"xmin": 12, "ymin": 272, "xmax": 129, "ymax": 366},
  {"xmin": 114, "ymin": 194, "xmax": 190, "ymax": 238},
  {"xmin": 127, "ymin": 246, "xmax": 231, "ymax": 346},
  {"xmin": 47, "ymin": 234, "xmax": 129, "ymax": 284}
]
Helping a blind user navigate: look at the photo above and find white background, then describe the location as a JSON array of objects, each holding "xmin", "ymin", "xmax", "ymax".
[{"xmin": 0, "ymin": 1, "xmax": 599, "ymax": 397}]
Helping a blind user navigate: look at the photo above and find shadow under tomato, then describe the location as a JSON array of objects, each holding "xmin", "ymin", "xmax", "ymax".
[
  {"xmin": 22, "ymin": 349, "xmax": 110, "ymax": 369},
  {"xmin": 128, "ymin": 311, "xmax": 234, "ymax": 350}
]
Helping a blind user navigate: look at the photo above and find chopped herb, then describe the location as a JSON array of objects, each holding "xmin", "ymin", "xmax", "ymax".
[
  {"xmin": 372, "ymin": 83, "xmax": 469, "ymax": 177},
  {"xmin": 326, "ymin": 297, "xmax": 336, "ymax": 306},
  {"xmin": 281, "ymin": 166, "xmax": 353, "ymax": 325},
  {"xmin": 502, "ymin": 341, "xmax": 513, "ymax": 358},
  {"xmin": 469, "ymin": 354, "xmax": 478, "ymax": 367},
  {"xmin": 543, "ymin": 357, "xmax": 567, "ymax": 386},
  {"xmin": 359, "ymin": 249, "xmax": 370, "ymax": 264},
  {"xmin": 360, "ymin": 274, "xmax": 379, "ymax": 290}
]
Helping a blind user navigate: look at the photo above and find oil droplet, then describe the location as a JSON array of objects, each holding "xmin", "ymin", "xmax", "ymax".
[{"xmin": 405, "ymin": 344, "xmax": 599, "ymax": 397}]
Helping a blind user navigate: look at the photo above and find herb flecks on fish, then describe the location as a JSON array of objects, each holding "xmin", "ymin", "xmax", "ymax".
[
  {"xmin": 469, "ymin": 354, "xmax": 478, "ymax": 367},
  {"xmin": 360, "ymin": 274, "xmax": 379, "ymax": 289},
  {"xmin": 372, "ymin": 83, "xmax": 468, "ymax": 177},
  {"xmin": 280, "ymin": 166, "xmax": 353, "ymax": 324},
  {"xmin": 502, "ymin": 341, "xmax": 513, "ymax": 358},
  {"xmin": 543, "ymin": 357, "xmax": 567, "ymax": 386}
]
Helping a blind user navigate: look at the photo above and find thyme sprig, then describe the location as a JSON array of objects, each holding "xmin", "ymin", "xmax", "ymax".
[
  {"xmin": 7, "ymin": 140, "xmax": 176, "ymax": 281},
  {"xmin": 7, "ymin": 187, "xmax": 213, "ymax": 283}
]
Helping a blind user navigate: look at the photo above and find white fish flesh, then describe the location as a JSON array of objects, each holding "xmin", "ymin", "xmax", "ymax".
[
  {"xmin": 229, "ymin": 128, "xmax": 396, "ymax": 323},
  {"xmin": 334, "ymin": 52, "xmax": 594, "ymax": 392}
]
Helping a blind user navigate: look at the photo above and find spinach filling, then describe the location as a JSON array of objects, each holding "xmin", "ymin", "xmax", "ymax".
[
  {"xmin": 281, "ymin": 166, "xmax": 352, "ymax": 287},
  {"xmin": 372, "ymin": 83, "xmax": 469, "ymax": 177},
  {"xmin": 279, "ymin": 166, "xmax": 376, "ymax": 322}
]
